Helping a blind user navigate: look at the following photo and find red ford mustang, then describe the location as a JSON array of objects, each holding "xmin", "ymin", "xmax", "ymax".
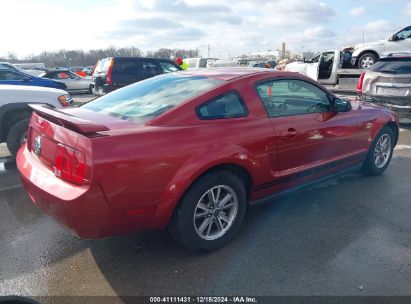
[{"xmin": 17, "ymin": 68, "xmax": 399, "ymax": 251}]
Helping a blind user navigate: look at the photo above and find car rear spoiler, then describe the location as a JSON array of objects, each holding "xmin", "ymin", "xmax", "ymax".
[{"xmin": 29, "ymin": 104, "xmax": 110, "ymax": 134}]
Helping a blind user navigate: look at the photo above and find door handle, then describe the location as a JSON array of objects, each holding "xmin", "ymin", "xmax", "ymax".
[{"xmin": 283, "ymin": 127, "xmax": 299, "ymax": 138}]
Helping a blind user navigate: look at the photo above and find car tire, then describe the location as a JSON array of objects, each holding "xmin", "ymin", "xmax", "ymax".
[
  {"xmin": 6, "ymin": 119, "xmax": 29, "ymax": 157},
  {"xmin": 358, "ymin": 53, "xmax": 378, "ymax": 69},
  {"xmin": 169, "ymin": 171, "xmax": 247, "ymax": 252},
  {"xmin": 362, "ymin": 126, "xmax": 395, "ymax": 176},
  {"xmin": 88, "ymin": 84, "xmax": 93, "ymax": 94}
]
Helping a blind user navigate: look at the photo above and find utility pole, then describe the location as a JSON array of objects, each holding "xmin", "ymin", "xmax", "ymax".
[{"xmin": 207, "ymin": 44, "xmax": 211, "ymax": 58}]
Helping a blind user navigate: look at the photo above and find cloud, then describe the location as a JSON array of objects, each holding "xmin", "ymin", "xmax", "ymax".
[
  {"xmin": 133, "ymin": 0, "xmax": 241, "ymax": 24},
  {"xmin": 350, "ymin": 6, "xmax": 367, "ymax": 16},
  {"xmin": 302, "ymin": 26, "xmax": 336, "ymax": 39},
  {"xmin": 406, "ymin": 3, "xmax": 411, "ymax": 15},
  {"xmin": 363, "ymin": 20, "xmax": 395, "ymax": 33}
]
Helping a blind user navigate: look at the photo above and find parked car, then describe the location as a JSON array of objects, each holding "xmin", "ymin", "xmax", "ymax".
[
  {"xmin": 0, "ymin": 85, "xmax": 72, "ymax": 156},
  {"xmin": 40, "ymin": 70, "xmax": 92, "ymax": 94},
  {"xmin": 83, "ymin": 66, "xmax": 94, "ymax": 76},
  {"xmin": 0, "ymin": 68, "xmax": 66, "ymax": 90},
  {"xmin": 357, "ymin": 54, "xmax": 411, "ymax": 123},
  {"xmin": 252, "ymin": 60, "xmax": 277, "ymax": 68},
  {"xmin": 17, "ymin": 68, "xmax": 398, "ymax": 251},
  {"xmin": 0, "ymin": 62, "xmax": 47, "ymax": 77},
  {"xmin": 285, "ymin": 50, "xmax": 362, "ymax": 89},
  {"xmin": 184, "ymin": 58, "xmax": 216, "ymax": 69},
  {"xmin": 91, "ymin": 57, "xmax": 182, "ymax": 95},
  {"xmin": 0, "ymin": 62, "xmax": 28, "ymax": 73},
  {"xmin": 69, "ymin": 67, "xmax": 87, "ymax": 77},
  {"xmin": 352, "ymin": 25, "xmax": 411, "ymax": 69}
]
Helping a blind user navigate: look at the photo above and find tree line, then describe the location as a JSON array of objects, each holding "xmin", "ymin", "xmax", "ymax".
[{"xmin": 1, "ymin": 46, "xmax": 200, "ymax": 68}]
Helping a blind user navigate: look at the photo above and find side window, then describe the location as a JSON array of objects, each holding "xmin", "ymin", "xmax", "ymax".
[
  {"xmin": 0, "ymin": 70, "xmax": 25, "ymax": 80},
  {"xmin": 112, "ymin": 60, "xmax": 140, "ymax": 80},
  {"xmin": 160, "ymin": 62, "xmax": 179, "ymax": 73},
  {"xmin": 310, "ymin": 53, "xmax": 321, "ymax": 63},
  {"xmin": 396, "ymin": 26, "xmax": 411, "ymax": 40},
  {"xmin": 197, "ymin": 91, "xmax": 248, "ymax": 120},
  {"xmin": 140, "ymin": 61, "xmax": 160, "ymax": 78},
  {"xmin": 57, "ymin": 72, "xmax": 70, "ymax": 79},
  {"xmin": 256, "ymin": 79, "xmax": 331, "ymax": 118}
]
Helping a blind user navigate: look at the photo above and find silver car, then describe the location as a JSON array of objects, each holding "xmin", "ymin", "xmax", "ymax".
[
  {"xmin": 358, "ymin": 54, "xmax": 411, "ymax": 123},
  {"xmin": 40, "ymin": 69, "xmax": 92, "ymax": 94}
]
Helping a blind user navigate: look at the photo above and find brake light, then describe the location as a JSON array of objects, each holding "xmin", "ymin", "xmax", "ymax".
[
  {"xmin": 357, "ymin": 72, "xmax": 365, "ymax": 94},
  {"xmin": 53, "ymin": 143, "xmax": 87, "ymax": 185},
  {"xmin": 58, "ymin": 94, "xmax": 72, "ymax": 107},
  {"xmin": 106, "ymin": 59, "xmax": 114, "ymax": 85}
]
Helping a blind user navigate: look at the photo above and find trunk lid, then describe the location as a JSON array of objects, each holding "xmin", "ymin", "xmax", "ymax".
[{"xmin": 27, "ymin": 104, "xmax": 137, "ymax": 184}]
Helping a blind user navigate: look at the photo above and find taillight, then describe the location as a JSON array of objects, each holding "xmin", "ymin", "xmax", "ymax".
[
  {"xmin": 58, "ymin": 94, "xmax": 73, "ymax": 107},
  {"xmin": 357, "ymin": 72, "xmax": 365, "ymax": 94},
  {"xmin": 53, "ymin": 143, "xmax": 87, "ymax": 185},
  {"xmin": 106, "ymin": 59, "xmax": 114, "ymax": 85}
]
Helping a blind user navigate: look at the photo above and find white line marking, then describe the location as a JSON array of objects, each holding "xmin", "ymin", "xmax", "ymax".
[{"xmin": 394, "ymin": 145, "xmax": 411, "ymax": 150}]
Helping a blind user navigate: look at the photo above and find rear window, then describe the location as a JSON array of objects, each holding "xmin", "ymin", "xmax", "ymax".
[
  {"xmin": 83, "ymin": 73, "xmax": 223, "ymax": 124},
  {"xmin": 94, "ymin": 58, "xmax": 111, "ymax": 73},
  {"xmin": 370, "ymin": 58, "xmax": 411, "ymax": 74}
]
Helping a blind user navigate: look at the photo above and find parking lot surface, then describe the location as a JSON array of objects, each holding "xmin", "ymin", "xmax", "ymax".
[{"xmin": 0, "ymin": 94, "xmax": 410, "ymax": 297}]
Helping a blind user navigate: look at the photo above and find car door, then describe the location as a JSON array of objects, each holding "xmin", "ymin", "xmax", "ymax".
[
  {"xmin": 66, "ymin": 71, "xmax": 85, "ymax": 90},
  {"xmin": 306, "ymin": 53, "xmax": 321, "ymax": 81},
  {"xmin": 255, "ymin": 78, "xmax": 370, "ymax": 191},
  {"xmin": 385, "ymin": 26, "xmax": 411, "ymax": 54},
  {"xmin": 318, "ymin": 51, "xmax": 338, "ymax": 85}
]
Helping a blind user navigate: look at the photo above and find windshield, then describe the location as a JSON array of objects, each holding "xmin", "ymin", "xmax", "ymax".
[{"xmin": 83, "ymin": 73, "xmax": 223, "ymax": 124}]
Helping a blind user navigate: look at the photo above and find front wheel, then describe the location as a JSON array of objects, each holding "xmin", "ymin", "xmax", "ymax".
[
  {"xmin": 362, "ymin": 126, "xmax": 395, "ymax": 176},
  {"xmin": 6, "ymin": 119, "xmax": 29, "ymax": 157},
  {"xmin": 169, "ymin": 171, "xmax": 247, "ymax": 252}
]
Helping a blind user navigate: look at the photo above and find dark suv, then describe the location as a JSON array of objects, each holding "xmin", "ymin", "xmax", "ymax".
[{"xmin": 91, "ymin": 57, "xmax": 182, "ymax": 95}]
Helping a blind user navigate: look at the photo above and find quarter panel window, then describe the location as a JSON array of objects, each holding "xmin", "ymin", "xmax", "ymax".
[
  {"xmin": 256, "ymin": 79, "xmax": 332, "ymax": 117},
  {"xmin": 197, "ymin": 91, "xmax": 248, "ymax": 120}
]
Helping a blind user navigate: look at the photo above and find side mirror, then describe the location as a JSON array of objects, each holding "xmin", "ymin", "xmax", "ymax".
[
  {"xmin": 334, "ymin": 98, "xmax": 352, "ymax": 112},
  {"xmin": 389, "ymin": 34, "xmax": 398, "ymax": 42}
]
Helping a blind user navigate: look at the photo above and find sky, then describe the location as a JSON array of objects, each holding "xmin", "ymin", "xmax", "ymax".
[{"xmin": 1, "ymin": 0, "xmax": 410, "ymax": 59}]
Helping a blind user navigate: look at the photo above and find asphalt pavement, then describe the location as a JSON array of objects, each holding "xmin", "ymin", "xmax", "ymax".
[{"xmin": 0, "ymin": 94, "xmax": 410, "ymax": 298}]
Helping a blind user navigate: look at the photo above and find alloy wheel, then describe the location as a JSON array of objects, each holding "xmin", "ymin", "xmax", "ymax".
[
  {"xmin": 374, "ymin": 134, "xmax": 392, "ymax": 169},
  {"xmin": 193, "ymin": 185, "xmax": 238, "ymax": 241}
]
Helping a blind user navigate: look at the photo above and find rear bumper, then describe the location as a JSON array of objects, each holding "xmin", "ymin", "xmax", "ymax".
[{"xmin": 17, "ymin": 145, "xmax": 158, "ymax": 239}]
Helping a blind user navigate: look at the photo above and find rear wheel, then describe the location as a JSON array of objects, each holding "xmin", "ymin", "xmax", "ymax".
[
  {"xmin": 362, "ymin": 126, "xmax": 395, "ymax": 176},
  {"xmin": 169, "ymin": 171, "xmax": 247, "ymax": 252},
  {"xmin": 358, "ymin": 53, "xmax": 378, "ymax": 69},
  {"xmin": 6, "ymin": 119, "xmax": 29, "ymax": 157}
]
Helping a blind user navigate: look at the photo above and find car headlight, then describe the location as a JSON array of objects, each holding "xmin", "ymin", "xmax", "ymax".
[{"xmin": 58, "ymin": 94, "xmax": 73, "ymax": 107}]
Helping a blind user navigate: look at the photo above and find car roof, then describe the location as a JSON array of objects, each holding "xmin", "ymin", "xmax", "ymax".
[
  {"xmin": 102, "ymin": 57, "xmax": 174, "ymax": 61},
  {"xmin": 182, "ymin": 67, "xmax": 281, "ymax": 81},
  {"xmin": 45, "ymin": 69, "xmax": 71, "ymax": 73},
  {"xmin": 0, "ymin": 84, "xmax": 64, "ymax": 93}
]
